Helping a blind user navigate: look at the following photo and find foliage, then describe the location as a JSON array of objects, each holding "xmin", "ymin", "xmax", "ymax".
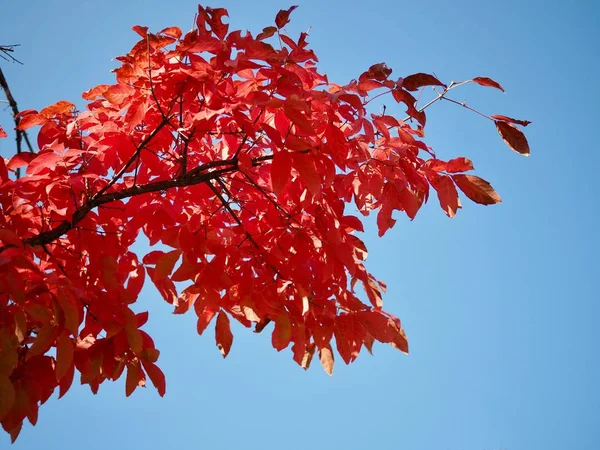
[{"xmin": 0, "ymin": 5, "xmax": 529, "ymax": 442}]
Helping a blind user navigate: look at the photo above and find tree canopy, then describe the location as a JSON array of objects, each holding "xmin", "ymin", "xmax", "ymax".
[{"xmin": 0, "ymin": 5, "xmax": 529, "ymax": 442}]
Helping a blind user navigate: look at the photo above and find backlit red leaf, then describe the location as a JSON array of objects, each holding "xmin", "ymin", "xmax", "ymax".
[
  {"xmin": 104, "ymin": 84, "xmax": 135, "ymax": 106},
  {"xmin": 125, "ymin": 363, "xmax": 141, "ymax": 397},
  {"xmin": 55, "ymin": 332, "xmax": 74, "ymax": 380},
  {"xmin": 215, "ymin": 312, "xmax": 233, "ymax": 358},
  {"xmin": 0, "ymin": 125, "xmax": 7, "ymax": 138},
  {"xmin": 293, "ymin": 153, "xmax": 321, "ymax": 195},
  {"xmin": 271, "ymin": 151, "xmax": 293, "ymax": 195},
  {"xmin": 272, "ymin": 311, "xmax": 292, "ymax": 351},
  {"xmin": 6, "ymin": 152, "xmax": 37, "ymax": 170},
  {"xmin": 16, "ymin": 111, "xmax": 46, "ymax": 131},
  {"xmin": 430, "ymin": 174, "xmax": 460, "ymax": 218},
  {"xmin": 141, "ymin": 361, "xmax": 166, "ymax": 396}
]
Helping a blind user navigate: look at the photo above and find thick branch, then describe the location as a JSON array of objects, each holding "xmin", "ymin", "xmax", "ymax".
[{"xmin": 18, "ymin": 164, "xmax": 239, "ymax": 250}]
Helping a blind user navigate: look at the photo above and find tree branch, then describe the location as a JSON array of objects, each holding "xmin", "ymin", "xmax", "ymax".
[{"xmin": 0, "ymin": 61, "xmax": 35, "ymax": 178}]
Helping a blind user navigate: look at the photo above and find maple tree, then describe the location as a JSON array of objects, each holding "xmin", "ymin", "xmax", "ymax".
[{"xmin": 0, "ymin": 5, "xmax": 530, "ymax": 442}]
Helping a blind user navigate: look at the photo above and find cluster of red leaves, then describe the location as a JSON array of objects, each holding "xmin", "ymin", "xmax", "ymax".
[{"xmin": 0, "ymin": 5, "xmax": 529, "ymax": 442}]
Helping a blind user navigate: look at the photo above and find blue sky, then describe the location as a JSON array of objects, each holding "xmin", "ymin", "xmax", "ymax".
[{"xmin": 1, "ymin": 1, "xmax": 598, "ymax": 449}]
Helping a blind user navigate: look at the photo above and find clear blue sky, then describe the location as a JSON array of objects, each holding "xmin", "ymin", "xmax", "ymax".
[{"xmin": 1, "ymin": 1, "xmax": 598, "ymax": 449}]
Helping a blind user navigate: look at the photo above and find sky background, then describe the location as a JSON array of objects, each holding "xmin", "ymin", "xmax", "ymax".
[{"xmin": 1, "ymin": 1, "xmax": 598, "ymax": 449}]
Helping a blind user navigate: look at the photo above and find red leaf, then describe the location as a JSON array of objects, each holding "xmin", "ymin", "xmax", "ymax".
[
  {"xmin": 124, "ymin": 96, "xmax": 148, "ymax": 132},
  {"xmin": 257, "ymin": 26, "xmax": 278, "ymax": 40},
  {"xmin": 160, "ymin": 26, "xmax": 182, "ymax": 39},
  {"xmin": 6, "ymin": 152, "xmax": 37, "ymax": 170},
  {"xmin": 275, "ymin": 5, "xmax": 298, "ymax": 29},
  {"xmin": 154, "ymin": 250, "xmax": 181, "ymax": 281},
  {"xmin": 361, "ymin": 63, "xmax": 392, "ymax": 81},
  {"xmin": 0, "ymin": 157, "xmax": 7, "ymax": 182},
  {"xmin": 0, "ymin": 229, "xmax": 22, "ymax": 247},
  {"xmin": 472, "ymin": 77, "xmax": 505, "ymax": 92},
  {"xmin": 429, "ymin": 174, "xmax": 460, "ymax": 218},
  {"xmin": 205, "ymin": 7, "xmax": 229, "ymax": 40},
  {"xmin": 16, "ymin": 111, "xmax": 46, "ymax": 130},
  {"xmin": 55, "ymin": 332, "xmax": 74, "ymax": 380},
  {"xmin": 125, "ymin": 363, "xmax": 141, "ymax": 397},
  {"xmin": 26, "ymin": 151, "xmax": 62, "ymax": 175},
  {"xmin": 82, "ymin": 84, "xmax": 109, "ymax": 100},
  {"xmin": 495, "ymin": 121, "xmax": 530, "ymax": 156},
  {"xmin": 0, "ymin": 376, "xmax": 15, "ymax": 421},
  {"xmin": 445, "ymin": 157, "xmax": 474, "ymax": 173},
  {"xmin": 40, "ymin": 101, "xmax": 74, "ymax": 118},
  {"xmin": 293, "ymin": 153, "xmax": 321, "ymax": 195},
  {"xmin": 356, "ymin": 311, "xmax": 393, "ymax": 343},
  {"xmin": 0, "ymin": 125, "xmax": 7, "ymax": 138},
  {"xmin": 272, "ymin": 311, "xmax": 292, "ymax": 351},
  {"xmin": 271, "ymin": 151, "xmax": 293, "ymax": 195},
  {"xmin": 215, "ymin": 312, "xmax": 233, "ymax": 358},
  {"xmin": 402, "ymin": 73, "xmax": 445, "ymax": 91},
  {"xmin": 452, "ymin": 174, "xmax": 502, "ymax": 205},
  {"xmin": 491, "ymin": 115, "xmax": 531, "ymax": 127},
  {"xmin": 141, "ymin": 361, "xmax": 166, "ymax": 397},
  {"xmin": 104, "ymin": 84, "xmax": 135, "ymax": 106}
]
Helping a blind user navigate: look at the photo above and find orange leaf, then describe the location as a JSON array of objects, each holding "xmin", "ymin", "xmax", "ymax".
[
  {"xmin": 318, "ymin": 345, "xmax": 334, "ymax": 376},
  {"xmin": 215, "ymin": 312, "xmax": 233, "ymax": 358},
  {"xmin": 452, "ymin": 174, "xmax": 502, "ymax": 205},
  {"xmin": 495, "ymin": 121, "xmax": 530, "ymax": 156},
  {"xmin": 472, "ymin": 76, "xmax": 505, "ymax": 92}
]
